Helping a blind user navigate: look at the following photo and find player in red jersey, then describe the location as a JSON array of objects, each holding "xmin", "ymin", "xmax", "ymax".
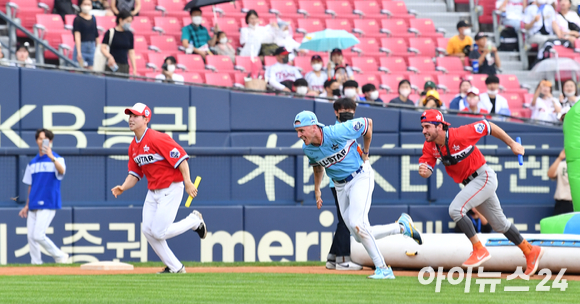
[
  {"xmin": 418, "ymin": 109, "xmax": 544, "ymax": 276},
  {"xmin": 111, "ymin": 103, "xmax": 207, "ymax": 274}
]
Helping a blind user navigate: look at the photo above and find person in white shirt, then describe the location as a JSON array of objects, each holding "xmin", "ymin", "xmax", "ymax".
[
  {"xmin": 497, "ymin": 0, "xmax": 526, "ymax": 30},
  {"xmin": 304, "ymin": 55, "xmax": 327, "ymax": 94},
  {"xmin": 327, "ymin": 49, "xmax": 354, "ymax": 79},
  {"xmin": 265, "ymin": 47, "xmax": 302, "ymax": 92},
  {"xmin": 547, "ymin": 149, "xmax": 573, "ymax": 215},
  {"xmin": 478, "ymin": 75, "xmax": 510, "ymax": 116},
  {"xmin": 555, "ymin": 0, "xmax": 580, "ymax": 42},
  {"xmin": 239, "ymin": 10, "xmax": 276, "ymax": 57},
  {"xmin": 155, "ymin": 56, "xmax": 184, "ymax": 85},
  {"xmin": 558, "ymin": 79, "xmax": 578, "ymax": 120},
  {"xmin": 523, "ymin": 0, "xmax": 562, "ymax": 46},
  {"xmin": 13, "ymin": 43, "xmax": 35, "ymax": 69},
  {"xmin": 531, "ymin": 80, "xmax": 562, "ymax": 122}
]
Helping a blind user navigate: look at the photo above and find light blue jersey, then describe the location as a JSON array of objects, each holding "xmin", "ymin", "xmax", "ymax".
[{"xmin": 303, "ymin": 117, "xmax": 369, "ymax": 181}]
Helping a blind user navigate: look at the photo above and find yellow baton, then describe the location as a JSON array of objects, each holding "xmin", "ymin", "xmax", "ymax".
[{"xmin": 185, "ymin": 176, "xmax": 201, "ymax": 207}]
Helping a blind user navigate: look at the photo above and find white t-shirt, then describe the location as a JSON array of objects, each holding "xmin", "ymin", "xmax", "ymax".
[
  {"xmin": 498, "ymin": 0, "xmax": 524, "ymax": 21},
  {"xmin": 556, "ymin": 11, "xmax": 580, "ymax": 33},
  {"xmin": 155, "ymin": 73, "xmax": 184, "ymax": 85},
  {"xmin": 265, "ymin": 62, "xmax": 302, "ymax": 90},
  {"xmin": 240, "ymin": 25, "xmax": 275, "ymax": 57},
  {"xmin": 523, "ymin": 4, "xmax": 557, "ymax": 35},
  {"xmin": 531, "ymin": 96, "xmax": 560, "ymax": 122},
  {"xmin": 478, "ymin": 93, "xmax": 510, "ymax": 114},
  {"xmin": 305, "ymin": 71, "xmax": 328, "ymax": 93}
]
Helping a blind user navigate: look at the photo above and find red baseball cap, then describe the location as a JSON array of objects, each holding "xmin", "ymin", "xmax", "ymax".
[
  {"xmin": 421, "ymin": 109, "xmax": 450, "ymax": 126},
  {"xmin": 125, "ymin": 103, "xmax": 152, "ymax": 121}
]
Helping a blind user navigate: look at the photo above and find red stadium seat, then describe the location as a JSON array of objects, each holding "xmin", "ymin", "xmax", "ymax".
[
  {"xmin": 353, "ymin": 19, "xmax": 383, "ymax": 38},
  {"xmin": 436, "ymin": 74, "xmax": 462, "ymax": 94},
  {"xmin": 408, "ymin": 37, "xmax": 436, "ymax": 58},
  {"xmin": 297, "ymin": 0, "xmax": 327, "ymax": 18},
  {"xmin": 293, "ymin": 56, "xmax": 312, "ymax": 73},
  {"xmin": 409, "ymin": 18, "xmax": 444, "ymax": 38},
  {"xmin": 297, "ymin": 18, "xmax": 324, "ymax": 35},
  {"xmin": 264, "ymin": 56, "xmax": 277, "ymax": 66},
  {"xmin": 64, "ymin": 14, "xmax": 75, "ymax": 29},
  {"xmin": 155, "ymin": 0, "xmax": 185, "ymax": 17},
  {"xmin": 205, "ymin": 55, "xmax": 236, "ymax": 73},
  {"xmin": 380, "ymin": 19, "xmax": 414, "ymax": 38},
  {"xmin": 354, "ymin": 73, "xmax": 381, "ymax": 88},
  {"xmin": 146, "ymin": 53, "xmax": 172, "ymax": 70},
  {"xmin": 380, "ymin": 74, "xmax": 407, "ymax": 92},
  {"xmin": 326, "ymin": 19, "xmax": 353, "ymax": 32},
  {"xmin": 270, "ymin": 0, "xmax": 301, "ymax": 18},
  {"xmin": 132, "ymin": 16, "xmax": 155, "ymax": 36},
  {"xmin": 381, "ymin": 1, "xmax": 414, "ymax": 21},
  {"xmin": 378, "ymin": 56, "xmax": 408, "ymax": 74},
  {"xmin": 59, "ymin": 34, "xmax": 74, "ymax": 59},
  {"xmin": 131, "ymin": 53, "xmax": 150, "ymax": 73},
  {"xmin": 380, "ymin": 37, "xmax": 410, "ymax": 57},
  {"xmin": 439, "ymin": 93, "xmax": 457, "ymax": 107},
  {"xmin": 140, "ymin": 0, "xmax": 162, "ymax": 18},
  {"xmin": 497, "ymin": 74, "xmax": 529, "ymax": 94},
  {"xmin": 381, "ymin": 93, "xmax": 398, "ymax": 103},
  {"xmin": 149, "ymin": 35, "xmax": 179, "ymax": 52},
  {"xmin": 352, "ymin": 37, "xmax": 381, "ymax": 57},
  {"xmin": 213, "ymin": 1, "xmax": 244, "ymax": 18},
  {"xmin": 7, "ymin": 0, "xmax": 47, "ymax": 34},
  {"xmin": 465, "ymin": 74, "xmax": 489, "ymax": 91},
  {"xmin": 325, "ymin": 1, "xmax": 355, "ymax": 19},
  {"xmin": 242, "ymin": 0, "xmax": 270, "ymax": 14},
  {"xmin": 154, "ymin": 17, "xmax": 183, "ymax": 37},
  {"xmin": 95, "ymin": 16, "xmax": 116, "ymax": 33},
  {"xmin": 177, "ymin": 54, "xmax": 206, "ymax": 72},
  {"xmin": 436, "ymin": 37, "xmax": 450, "ymax": 56},
  {"xmin": 181, "ymin": 72, "xmax": 205, "ymax": 83},
  {"xmin": 407, "ymin": 56, "xmax": 435, "ymax": 74},
  {"xmin": 35, "ymin": 14, "xmax": 69, "ymax": 59},
  {"xmin": 234, "ymin": 56, "xmax": 264, "ymax": 73},
  {"xmin": 436, "ymin": 57, "xmax": 469, "ymax": 74},
  {"xmin": 503, "ymin": 93, "xmax": 524, "ymax": 108},
  {"xmin": 205, "ymin": 72, "xmax": 234, "ymax": 87},
  {"xmin": 510, "ymin": 108, "xmax": 532, "ymax": 119},
  {"xmin": 211, "ymin": 17, "xmax": 237, "ymax": 34},
  {"xmin": 134, "ymin": 35, "xmax": 150, "ymax": 53},
  {"xmin": 409, "ymin": 74, "xmax": 437, "ymax": 92},
  {"xmin": 351, "ymin": 57, "xmax": 379, "ymax": 73},
  {"xmin": 353, "ymin": 1, "xmax": 384, "ymax": 19}
]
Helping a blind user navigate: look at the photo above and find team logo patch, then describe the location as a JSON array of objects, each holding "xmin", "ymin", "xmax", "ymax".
[
  {"xmin": 474, "ymin": 123, "xmax": 485, "ymax": 134},
  {"xmin": 143, "ymin": 145, "xmax": 150, "ymax": 152},
  {"xmin": 170, "ymin": 148, "xmax": 180, "ymax": 158},
  {"xmin": 145, "ymin": 109, "xmax": 150, "ymax": 116},
  {"xmin": 332, "ymin": 143, "xmax": 339, "ymax": 150},
  {"xmin": 453, "ymin": 144, "xmax": 460, "ymax": 151},
  {"xmin": 353, "ymin": 121, "xmax": 364, "ymax": 131},
  {"xmin": 436, "ymin": 114, "xmax": 442, "ymax": 121}
]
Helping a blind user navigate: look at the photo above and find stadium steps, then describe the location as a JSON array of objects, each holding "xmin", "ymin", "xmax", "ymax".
[{"xmin": 417, "ymin": 12, "xmax": 471, "ymax": 38}]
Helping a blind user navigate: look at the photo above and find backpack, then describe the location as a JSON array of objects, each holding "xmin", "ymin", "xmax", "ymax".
[{"xmin": 498, "ymin": 27, "xmax": 519, "ymax": 51}]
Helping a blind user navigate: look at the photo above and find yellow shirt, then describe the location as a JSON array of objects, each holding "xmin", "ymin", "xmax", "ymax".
[{"xmin": 446, "ymin": 35, "xmax": 473, "ymax": 56}]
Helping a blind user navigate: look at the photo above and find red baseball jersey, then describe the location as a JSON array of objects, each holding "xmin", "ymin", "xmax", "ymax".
[
  {"xmin": 128, "ymin": 128, "xmax": 189, "ymax": 190},
  {"xmin": 419, "ymin": 120, "xmax": 491, "ymax": 183}
]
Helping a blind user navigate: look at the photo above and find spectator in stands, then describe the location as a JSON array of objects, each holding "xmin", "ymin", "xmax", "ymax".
[
  {"xmin": 73, "ymin": 0, "xmax": 99, "ymax": 69},
  {"xmin": 342, "ymin": 80, "xmax": 364, "ymax": 102},
  {"xmin": 548, "ymin": 148, "xmax": 574, "ymax": 215},
  {"xmin": 0, "ymin": 43, "xmax": 4, "ymax": 60},
  {"xmin": 418, "ymin": 81, "xmax": 438, "ymax": 107},
  {"xmin": 449, "ymin": 79, "xmax": 472, "ymax": 110},
  {"xmin": 182, "ymin": 7, "xmax": 218, "ymax": 60},
  {"xmin": 15, "ymin": 43, "xmax": 35, "ymax": 68},
  {"xmin": 317, "ymin": 79, "xmax": 341, "ymax": 101},
  {"xmin": 446, "ymin": 20, "xmax": 473, "ymax": 59},
  {"xmin": 555, "ymin": 0, "xmax": 580, "ymax": 43},
  {"xmin": 497, "ymin": 0, "xmax": 526, "ymax": 30},
  {"xmin": 327, "ymin": 49, "xmax": 354, "ymax": 79},
  {"xmin": 469, "ymin": 32, "xmax": 501, "ymax": 76},
  {"xmin": 305, "ymin": 55, "xmax": 327, "ymax": 94},
  {"xmin": 271, "ymin": 20, "xmax": 303, "ymax": 60},
  {"xmin": 531, "ymin": 80, "xmax": 562, "ymax": 122},
  {"xmin": 265, "ymin": 47, "xmax": 302, "ymax": 92},
  {"xmin": 110, "ymin": 0, "xmax": 140, "ymax": 16},
  {"xmin": 101, "ymin": 10, "xmax": 136, "ymax": 75},
  {"xmin": 239, "ymin": 10, "xmax": 277, "ymax": 57},
  {"xmin": 333, "ymin": 66, "xmax": 349, "ymax": 89},
  {"xmin": 155, "ymin": 56, "xmax": 184, "ymax": 85},
  {"xmin": 91, "ymin": 0, "xmax": 114, "ymax": 16},
  {"xmin": 421, "ymin": 90, "xmax": 443, "ymax": 108},
  {"xmin": 389, "ymin": 79, "xmax": 415, "ymax": 106},
  {"xmin": 558, "ymin": 79, "xmax": 578, "ymax": 120},
  {"xmin": 294, "ymin": 78, "xmax": 317, "ymax": 96},
  {"xmin": 461, "ymin": 87, "xmax": 490, "ymax": 117},
  {"xmin": 523, "ymin": 0, "xmax": 561, "ymax": 47},
  {"xmin": 479, "ymin": 75, "xmax": 510, "ymax": 115},
  {"xmin": 362, "ymin": 84, "xmax": 383, "ymax": 103},
  {"xmin": 213, "ymin": 31, "xmax": 236, "ymax": 63}
]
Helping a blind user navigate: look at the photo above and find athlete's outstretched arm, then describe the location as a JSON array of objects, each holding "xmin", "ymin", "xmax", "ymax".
[
  {"xmin": 111, "ymin": 175, "xmax": 139, "ymax": 198},
  {"xmin": 178, "ymin": 160, "xmax": 198, "ymax": 199},
  {"xmin": 488, "ymin": 122, "xmax": 525, "ymax": 156},
  {"xmin": 362, "ymin": 118, "xmax": 373, "ymax": 161},
  {"xmin": 313, "ymin": 165, "xmax": 325, "ymax": 209}
]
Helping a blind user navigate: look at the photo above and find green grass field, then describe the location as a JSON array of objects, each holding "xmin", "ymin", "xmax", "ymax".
[{"xmin": 0, "ymin": 263, "xmax": 577, "ymax": 304}]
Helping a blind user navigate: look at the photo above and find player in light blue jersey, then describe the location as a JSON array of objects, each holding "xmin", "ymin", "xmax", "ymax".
[
  {"xmin": 294, "ymin": 110, "xmax": 422, "ymax": 279},
  {"xmin": 18, "ymin": 129, "xmax": 69, "ymax": 264}
]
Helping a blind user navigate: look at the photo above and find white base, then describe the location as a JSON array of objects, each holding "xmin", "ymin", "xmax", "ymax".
[{"xmin": 80, "ymin": 261, "xmax": 134, "ymax": 271}]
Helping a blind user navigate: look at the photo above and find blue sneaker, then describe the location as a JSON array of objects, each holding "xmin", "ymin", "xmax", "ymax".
[
  {"xmin": 398, "ymin": 213, "xmax": 423, "ymax": 245},
  {"xmin": 367, "ymin": 266, "xmax": 395, "ymax": 279}
]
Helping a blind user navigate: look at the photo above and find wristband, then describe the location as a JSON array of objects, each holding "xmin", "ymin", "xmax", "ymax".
[{"xmin": 362, "ymin": 150, "xmax": 369, "ymax": 155}]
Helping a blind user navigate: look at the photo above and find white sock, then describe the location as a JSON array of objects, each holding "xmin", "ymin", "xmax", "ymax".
[{"xmin": 371, "ymin": 223, "xmax": 402, "ymax": 240}]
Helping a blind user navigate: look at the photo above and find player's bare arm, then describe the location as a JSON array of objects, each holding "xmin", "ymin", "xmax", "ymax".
[
  {"xmin": 488, "ymin": 122, "xmax": 525, "ymax": 156},
  {"xmin": 418, "ymin": 164, "xmax": 432, "ymax": 178},
  {"xmin": 43, "ymin": 145, "xmax": 65, "ymax": 175},
  {"xmin": 111, "ymin": 175, "xmax": 139, "ymax": 198},
  {"xmin": 178, "ymin": 160, "xmax": 198, "ymax": 199},
  {"xmin": 362, "ymin": 118, "xmax": 373, "ymax": 162},
  {"xmin": 313, "ymin": 165, "xmax": 325, "ymax": 209},
  {"xmin": 18, "ymin": 186, "xmax": 31, "ymax": 218}
]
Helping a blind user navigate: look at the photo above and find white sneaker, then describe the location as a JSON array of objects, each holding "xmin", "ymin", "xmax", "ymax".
[
  {"xmin": 55, "ymin": 253, "xmax": 70, "ymax": 264},
  {"xmin": 326, "ymin": 261, "xmax": 336, "ymax": 270},
  {"xmin": 336, "ymin": 261, "xmax": 363, "ymax": 271}
]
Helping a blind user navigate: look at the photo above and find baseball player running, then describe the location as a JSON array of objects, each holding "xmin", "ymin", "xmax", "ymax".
[
  {"xmin": 418, "ymin": 109, "xmax": 543, "ymax": 276},
  {"xmin": 294, "ymin": 111, "xmax": 422, "ymax": 279},
  {"xmin": 111, "ymin": 103, "xmax": 207, "ymax": 274}
]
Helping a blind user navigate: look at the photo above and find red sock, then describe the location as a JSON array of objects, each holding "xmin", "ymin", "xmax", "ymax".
[
  {"xmin": 473, "ymin": 241, "xmax": 484, "ymax": 250},
  {"xmin": 518, "ymin": 240, "xmax": 532, "ymax": 255}
]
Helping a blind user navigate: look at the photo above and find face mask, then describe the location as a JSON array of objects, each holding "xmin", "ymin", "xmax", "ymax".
[
  {"xmin": 167, "ymin": 64, "xmax": 176, "ymax": 73},
  {"xmin": 338, "ymin": 112, "xmax": 354, "ymax": 122},
  {"xmin": 344, "ymin": 88, "xmax": 357, "ymax": 99},
  {"xmin": 312, "ymin": 63, "xmax": 322, "ymax": 72},
  {"xmin": 122, "ymin": 22, "xmax": 131, "ymax": 31},
  {"xmin": 487, "ymin": 89, "xmax": 498, "ymax": 96},
  {"xmin": 192, "ymin": 16, "xmax": 202, "ymax": 25},
  {"xmin": 463, "ymin": 28, "xmax": 472, "ymax": 36},
  {"xmin": 332, "ymin": 88, "xmax": 341, "ymax": 96},
  {"xmin": 219, "ymin": 38, "xmax": 228, "ymax": 44},
  {"xmin": 565, "ymin": 91, "xmax": 575, "ymax": 97},
  {"xmin": 370, "ymin": 91, "xmax": 379, "ymax": 101},
  {"xmin": 399, "ymin": 88, "xmax": 411, "ymax": 97},
  {"xmin": 296, "ymin": 87, "xmax": 308, "ymax": 95},
  {"xmin": 281, "ymin": 56, "xmax": 289, "ymax": 64},
  {"xmin": 81, "ymin": 5, "xmax": 92, "ymax": 14}
]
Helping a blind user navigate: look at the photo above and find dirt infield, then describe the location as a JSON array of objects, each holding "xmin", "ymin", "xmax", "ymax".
[{"xmin": 0, "ymin": 266, "xmax": 579, "ymax": 281}]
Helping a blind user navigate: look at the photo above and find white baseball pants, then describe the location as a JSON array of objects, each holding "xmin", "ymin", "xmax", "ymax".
[
  {"xmin": 334, "ymin": 161, "xmax": 400, "ymax": 268},
  {"xmin": 142, "ymin": 182, "xmax": 202, "ymax": 272},
  {"xmin": 27, "ymin": 209, "xmax": 67, "ymax": 264}
]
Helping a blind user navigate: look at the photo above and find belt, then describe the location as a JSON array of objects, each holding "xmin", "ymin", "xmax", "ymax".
[
  {"xmin": 462, "ymin": 172, "xmax": 479, "ymax": 186},
  {"xmin": 334, "ymin": 166, "xmax": 363, "ymax": 184}
]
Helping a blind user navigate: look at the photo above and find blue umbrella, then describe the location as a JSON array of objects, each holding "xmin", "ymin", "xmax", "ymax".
[{"xmin": 299, "ymin": 29, "xmax": 360, "ymax": 52}]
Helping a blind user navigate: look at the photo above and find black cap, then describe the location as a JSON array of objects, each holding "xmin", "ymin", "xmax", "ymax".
[
  {"xmin": 474, "ymin": 32, "xmax": 487, "ymax": 40},
  {"xmin": 343, "ymin": 80, "xmax": 359, "ymax": 88},
  {"xmin": 457, "ymin": 20, "xmax": 470, "ymax": 29},
  {"xmin": 485, "ymin": 75, "xmax": 500, "ymax": 85},
  {"xmin": 311, "ymin": 54, "xmax": 323, "ymax": 61},
  {"xmin": 294, "ymin": 78, "xmax": 308, "ymax": 87},
  {"xmin": 17, "ymin": 42, "xmax": 29, "ymax": 52},
  {"xmin": 331, "ymin": 48, "xmax": 342, "ymax": 55},
  {"xmin": 273, "ymin": 47, "xmax": 290, "ymax": 56}
]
